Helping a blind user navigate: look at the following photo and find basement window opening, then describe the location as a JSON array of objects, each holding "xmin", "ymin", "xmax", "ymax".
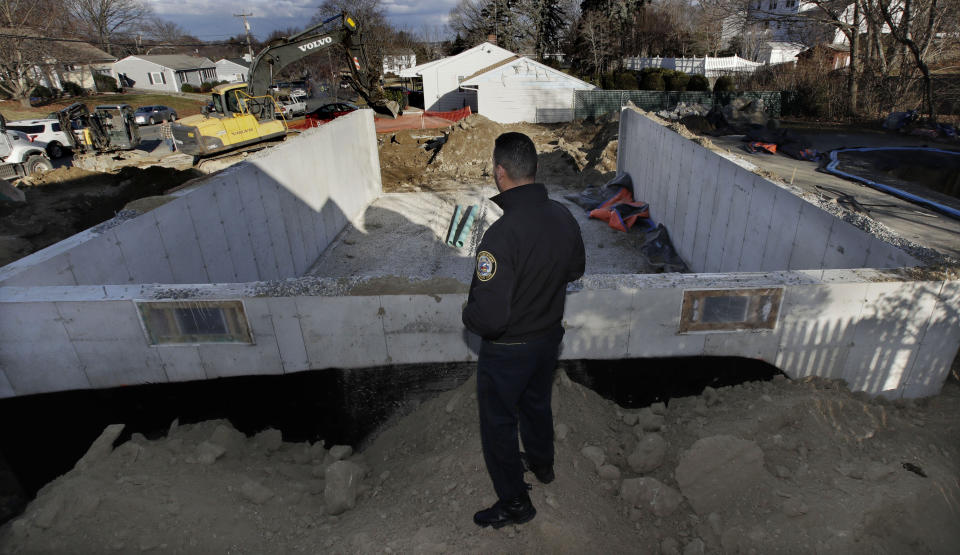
[
  {"xmin": 679, "ymin": 288, "xmax": 783, "ymax": 333},
  {"xmin": 136, "ymin": 300, "xmax": 253, "ymax": 345}
]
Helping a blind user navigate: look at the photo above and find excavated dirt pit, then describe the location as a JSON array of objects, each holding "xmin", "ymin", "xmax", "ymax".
[
  {"xmin": 0, "ymin": 166, "xmax": 202, "ymax": 267},
  {"xmin": 0, "ymin": 363, "xmax": 957, "ymax": 554}
]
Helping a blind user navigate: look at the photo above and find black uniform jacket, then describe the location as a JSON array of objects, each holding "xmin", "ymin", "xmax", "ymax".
[{"xmin": 462, "ymin": 182, "xmax": 586, "ymax": 342}]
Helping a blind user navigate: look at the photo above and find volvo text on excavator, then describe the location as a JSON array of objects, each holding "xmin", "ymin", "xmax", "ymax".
[{"xmin": 172, "ymin": 12, "xmax": 397, "ymax": 158}]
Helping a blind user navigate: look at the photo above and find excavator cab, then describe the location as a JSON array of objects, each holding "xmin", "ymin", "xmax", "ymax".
[{"xmin": 172, "ymin": 83, "xmax": 286, "ymax": 156}]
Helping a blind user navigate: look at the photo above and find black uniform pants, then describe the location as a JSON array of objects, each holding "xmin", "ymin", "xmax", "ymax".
[{"xmin": 477, "ymin": 326, "xmax": 563, "ymax": 502}]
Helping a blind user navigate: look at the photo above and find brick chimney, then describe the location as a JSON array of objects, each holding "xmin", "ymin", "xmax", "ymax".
[{"xmin": 487, "ymin": 33, "xmax": 497, "ymax": 45}]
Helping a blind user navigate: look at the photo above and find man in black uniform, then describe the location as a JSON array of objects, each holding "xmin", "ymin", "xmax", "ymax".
[{"xmin": 463, "ymin": 132, "xmax": 585, "ymax": 529}]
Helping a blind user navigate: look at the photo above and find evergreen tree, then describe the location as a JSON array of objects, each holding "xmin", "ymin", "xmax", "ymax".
[{"xmin": 531, "ymin": 0, "xmax": 567, "ymax": 60}]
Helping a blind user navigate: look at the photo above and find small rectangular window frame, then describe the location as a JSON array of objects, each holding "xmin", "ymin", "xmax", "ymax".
[
  {"xmin": 679, "ymin": 288, "xmax": 783, "ymax": 334},
  {"xmin": 135, "ymin": 300, "xmax": 254, "ymax": 346}
]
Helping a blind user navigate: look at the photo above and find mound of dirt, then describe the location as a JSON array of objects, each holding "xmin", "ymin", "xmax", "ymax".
[
  {"xmin": 378, "ymin": 115, "xmax": 620, "ymax": 193},
  {"xmin": 0, "ymin": 166, "xmax": 202, "ymax": 266},
  {"xmin": 2, "ymin": 371, "xmax": 957, "ymax": 554}
]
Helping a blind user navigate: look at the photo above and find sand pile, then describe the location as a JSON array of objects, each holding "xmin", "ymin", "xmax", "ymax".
[{"xmin": 2, "ymin": 369, "xmax": 957, "ymax": 554}]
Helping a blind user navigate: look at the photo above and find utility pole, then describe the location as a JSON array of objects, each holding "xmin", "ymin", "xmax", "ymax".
[{"xmin": 234, "ymin": 13, "xmax": 255, "ymax": 59}]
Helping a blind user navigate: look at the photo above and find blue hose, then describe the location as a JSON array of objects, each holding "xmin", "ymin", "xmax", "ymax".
[{"xmin": 824, "ymin": 147, "xmax": 960, "ymax": 221}]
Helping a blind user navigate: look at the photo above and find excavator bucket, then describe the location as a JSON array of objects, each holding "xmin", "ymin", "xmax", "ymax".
[{"xmin": 372, "ymin": 100, "xmax": 400, "ymax": 119}]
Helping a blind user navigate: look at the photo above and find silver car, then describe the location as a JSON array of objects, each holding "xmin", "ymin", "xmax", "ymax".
[{"xmin": 134, "ymin": 105, "xmax": 178, "ymax": 125}]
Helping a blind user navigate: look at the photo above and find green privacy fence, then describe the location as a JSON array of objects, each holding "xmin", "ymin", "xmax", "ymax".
[{"xmin": 573, "ymin": 90, "xmax": 782, "ymax": 120}]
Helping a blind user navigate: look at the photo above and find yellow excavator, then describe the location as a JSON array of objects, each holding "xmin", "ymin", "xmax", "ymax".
[{"xmin": 172, "ymin": 12, "xmax": 398, "ymax": 157}]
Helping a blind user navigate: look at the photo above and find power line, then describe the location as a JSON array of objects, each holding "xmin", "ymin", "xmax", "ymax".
[{"xmin": 0, "ymin": 32, "xmax": 247, "ymax": 49}]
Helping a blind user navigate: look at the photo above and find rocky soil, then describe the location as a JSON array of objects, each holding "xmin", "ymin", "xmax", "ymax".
[{"xmin": 0, "ymin": 369, "xmax": 957, "ymax": 554}]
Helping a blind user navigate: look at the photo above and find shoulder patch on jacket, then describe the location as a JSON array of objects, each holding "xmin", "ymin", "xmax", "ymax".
[{"xmin": 476, "ymin": 251, "xmax": 497, "ymax": 281}]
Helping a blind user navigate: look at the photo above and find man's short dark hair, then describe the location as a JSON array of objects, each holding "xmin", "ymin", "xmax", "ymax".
[{"xmin": 493, "ymin": 132, "xmax": 537, "ymax": 181}]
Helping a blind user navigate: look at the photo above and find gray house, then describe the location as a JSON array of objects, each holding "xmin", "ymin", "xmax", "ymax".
[
  {"xmin": 113, "ymin": 55, "xmax": 217, "ymax": 92},
  {"xmin": 215, "ymin": 56, "xmax": 251, "ymax": 83}
]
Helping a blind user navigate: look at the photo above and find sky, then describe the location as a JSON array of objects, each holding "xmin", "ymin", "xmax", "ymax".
[{"xmin": 147, "ymin": 0, "xmax": 460, "ymax": 42}]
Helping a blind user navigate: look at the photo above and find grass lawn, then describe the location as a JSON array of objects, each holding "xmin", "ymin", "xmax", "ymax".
[{"xmin": 0, "ymin": 92, "xmax": 208, "ymax": 122}]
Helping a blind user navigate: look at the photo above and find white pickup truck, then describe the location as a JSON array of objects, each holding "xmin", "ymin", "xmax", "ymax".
[
  {"xmin": 0, "ymin": 113, "xmax": 53, "ymax": 181},
  {"xmin": 274, "ymin": 93, "xmax": 307, "ymax": 118}
]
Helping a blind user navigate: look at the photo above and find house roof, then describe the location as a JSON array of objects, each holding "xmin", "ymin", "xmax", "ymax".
[
  {"xmin": 217, "ymin": 58, "xmax": 250, "ymax": 68},
  {"xmin": 762, "ymin": 41, "xmax": 807, "ymax": 50},
  {"xmin": 124, "ymin": 55, "xmax": 216, "ymax": 70},
  {"xmin": 461, "ymin": 55, "xmax": 521, "ymax": 82},
  {"xmin": 0, "ymin": 29, "xmax": 115, "ymax": 63},
  {"xmin": 57, "ymin": 41, "xmax": 115, "ymax": 63},
  {"xmin": 399, "ymin": 42, "xmax": 516, "ymax": 78},
  {"xmin": 459, "ymin": 57, "xmax": 595, "ymax": 89}
]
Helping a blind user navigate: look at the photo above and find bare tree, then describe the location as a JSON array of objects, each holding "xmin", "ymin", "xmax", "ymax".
[
  {"xmin": 878, "ymin": 0, "xmax": 951, "ymax": 121},
  {"xmin": 0, "ymin": 0, "xmax": 68, "ymax": 107},
  {"xmin": 799, "ymin": 0, "xmax": 864, "ymax": 115},
  {"xmin": 449, "ymin": 0, "xmax": 494, "ymax": 45},
  {"xmin": 313, "ymin": 0, "xmax": 393, "ymax": 86},
  {"xmin": 66, "ymin": 0, "xmax": 151, "ymax": 55}
]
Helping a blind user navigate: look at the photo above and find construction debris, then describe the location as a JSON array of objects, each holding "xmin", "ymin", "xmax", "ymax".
[{"xmin": 656, "ymin": 102, "xmax": 709, "ymax": 122}]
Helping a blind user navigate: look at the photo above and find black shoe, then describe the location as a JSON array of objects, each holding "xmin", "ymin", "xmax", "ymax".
[
  {"xmin": 473, "ymin": 493, "xmax": 536, "ymax": 529},
  {"xmin": 521, "ymin": 452, "xmax": 555, "ymax": 484}
]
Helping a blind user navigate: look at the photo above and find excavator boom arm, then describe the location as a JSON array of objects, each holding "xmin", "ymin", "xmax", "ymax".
[{"xmin": 245, "ymin": 12, "xmax": 390, "ymax": 114}]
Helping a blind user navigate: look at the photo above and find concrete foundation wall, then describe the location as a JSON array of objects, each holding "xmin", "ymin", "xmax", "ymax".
[
  {"xmin": 0, "ymin": 110, "xmax": 381, "ymax": 287},
  {"xmin": 1, "ymin": 108, "xmax": 956, "ymax": 402},
  {"xmin": 617, "ymin": 109, "xmax": 919, "ymax": 272},
  {"xmin": 1, "ymin": 271, "xmax": 956, "ymax": 399}
]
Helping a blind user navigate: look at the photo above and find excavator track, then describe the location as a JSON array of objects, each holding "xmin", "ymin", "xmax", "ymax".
[{"xmin": 192, "ymin": 137, "xmax": 287, "ymax": 172}]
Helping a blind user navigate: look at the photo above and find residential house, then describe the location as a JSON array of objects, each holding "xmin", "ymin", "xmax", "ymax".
[
  {"xmin": 797, "ymin": 42, "xmax": 851, "ymax": 70},
  {"xmin": 215, "ymin": 55, "xmax": 251, "ymax": 83},
  {"xmin": 399, "ymin": 42, "xmax": 516, "ymax": 111},
  {"xmin": 48, "ymin": 41, "xmax": 117, "ymax": 91},
  {"xmin": 721, "ymin": 0, "xmax": 838, "ymax": 63},
  {"xmin": 382, "ymin": 50, "xmax": 416, "ymax": 76},
  {"xmin": 0, "ymin": 29, "xmax": 117, "ymax": 92},
  {"xmin": 756, "ymin": 41, "xmax": 808, "ymax": 64},
  {"xmin": 458, "ymin": 57, "xmax": 596, "ymax": 123},
  {"xmin": 113, "ymin": 55, "xmax": 217, "ymax": 92},
  {"xmin": 624, "ymin": 56, "xmax": 763, "ymax": 77}
]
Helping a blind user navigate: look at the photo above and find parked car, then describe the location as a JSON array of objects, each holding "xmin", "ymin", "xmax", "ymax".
[
  {"xmin": 274, "ymin": 93, "xmax": 307, "ymax": 118},
  {"xmin": 133, "ymin": 105, "xmax": 178, "ymax": 125},
  {"xmin": 4, "ymin": 118, "xmax": 72, "ymax": 159},
  {"xmin": 305, "ymin": 102, "xmax": 358, "ymax": 124},
  {"xmin": 270, "ymin": 81, "xmax": 310, "ymax": 98}
]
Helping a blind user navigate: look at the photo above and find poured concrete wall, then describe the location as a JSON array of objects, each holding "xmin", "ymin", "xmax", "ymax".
[
  {"xmin": 1, "ymin": 269, "xmax": 956, "ymax": 399},
  {"xmin": 1, "ymin": 109, "xmax": 957, "ymax": 401},
  {"xmin": 617, "ymin": 109, "xmax": 919, "ymax": 272},
  {"xmin": 0, "ymin": 110, "xmax": 381, "ymax": 287}
]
